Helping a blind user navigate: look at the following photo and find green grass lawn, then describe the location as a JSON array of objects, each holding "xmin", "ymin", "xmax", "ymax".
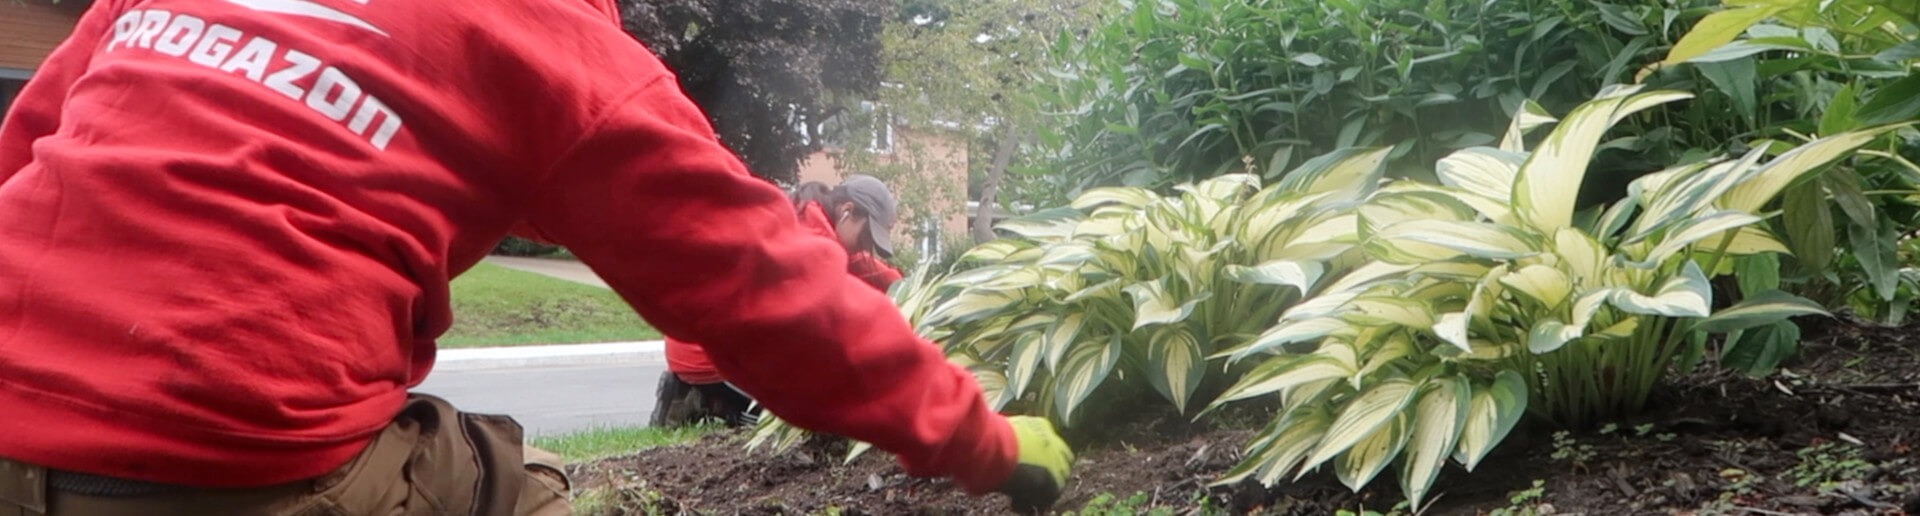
[
  {"xmin": 440, "ymin": 263, "xmax": 662, "ymax": 348},
  {"xmin": 530, "ymin": 424, "xmax": 717, "ymax": 463}
]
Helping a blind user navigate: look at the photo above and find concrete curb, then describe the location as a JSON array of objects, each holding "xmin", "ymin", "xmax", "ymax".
[{"xmin": 436, "ymin": 341, "xmax": 665, "ymax": 372}]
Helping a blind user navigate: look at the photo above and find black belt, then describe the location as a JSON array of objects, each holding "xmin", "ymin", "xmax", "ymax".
[{"xmin": 47, "ymin": 470, "xmax": 189, "ymax": 497}]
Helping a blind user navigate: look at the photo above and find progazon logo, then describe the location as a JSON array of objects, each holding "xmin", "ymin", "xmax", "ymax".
[
  {"xmin": 222, "ymin": 0, "xmax": 386, "ymax": 37},
  {"xmin": 104, "ymin": 8, "xmax": 405, "ymax": 150}
]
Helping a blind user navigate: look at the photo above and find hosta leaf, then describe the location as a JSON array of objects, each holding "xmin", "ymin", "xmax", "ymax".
[
  {"xmin": 1432, "ymin": 312, "xmax": 1472, "ymax": 353},
  {"xmin": 1609, "ymin": 261, "xmax": 1712, "ymax": 318},
  {"xmin": 1499, "ymin": 100, "xmax": 1558, "ymax": 153},
  {"xmin": 1692, "ymin": 289, "xmax": 1827, "ymax": 333},
  {"xmin": 1527, "ymin": 320, "xmax": 1583, "ymax": 354},
  {"xmin": 1716, "ymin": 226, "xmax": 1791, "ymax": 255},
  {"xmin": 1335, "ymin": 412, "xmax": 1412, "ymax": 491},
  {"xmin": 1720, "ymin": 125, "xmax": 1907, "ymax": 213},
  {"xmin": 1595, "ymin": 316, "xmax": 1640, "ymax": 340},
  {"xmin": 1630, "ymin": 148, "xmax": 1768, "ymax": 239},
  {"xmin": 1359, "ymin": 189, "xmax": 1480, "ymax": 237},
  {"xmin": 1054, "ymin": 334, "xmax": 1122, "ymax": 426},
  {"xmin": 1146, "ymin": 326, "xmax": 1207, "ymax": 413},
  {"xmin": 995, "ymin": 207, "xmax": 1084, "ymax": 241},
  {"xmin": 960, "ymin": 241, "xmax": 1030, "ymax": 263},
  {"xmin": 1044, "ymin": 313, "xmax": 1088, "ymax": 370},
  {"xmin": 1436, "ymin": 147, "xmax": 1526, "ymax": 204},
  {"xmin": 1227, "ymin": 316, "xmax": 1352, "ymax": 361},
  {"xmin": 970, "ymin": 362, "xmax": 1012, "ymax": 411},
  {"xmin": 1006, "ymin": 313, "xmax": 1058, "ymax": 334},
  {"xmin": 1499, "ymin": 264, "xmax": 1574, "ymax": 309},
  {"xmin": 1637, "ymin": 211, "xmax": 1763, "ymax": 265},
  {"xmin": 1454, "ymin": 371, "xmax": 1528, "ymax": 470},
  {"xmin": 1514, "ymin": 86, "xmax": 1691, "ymax": 232},
  {"xmin": 1074, "ymin": 213, "xmax": 1131, "ymax": 239},
  {"xmin": 1322, "ymin": 262, "xmax": 1419, "ymax": 294},
  {"xmin": 1301, "ymin": 380, "xmax": 1420, "ymax": 476},
  {"xmin": 1355, "ymin": 332, "xmax": 1417, "ymax": 380},
  {"xmin": 1225, "ymin": 260, "xmax": 1325, "ymax": 293},
  {"xmin": 1037, "ymin": 243, "xmax": 1099, "ymax": 268},
  {"xmin": 1064, "ymin": 278, "xmax": 1125, "ymax": 304},
  {"xmin": 1125, "ymin": 279, "xmax": 1211, "ymax": 329},
  {"xmin": 1071, "ymin": 186, "xmax": 1159, "ymax": 210},
  {"xmin": 1373, "ymin": 219, "xmax": 1539, "ymax": 261},
  {"xmin": 1346, "ymin": 295, "xmax": 1437, "ymax": 328},
  {"xmin": 1401, "ymin": 377, "xmax": 1471, "ymax": 507},
  {"xmin": 1554, "ymin": 227, "xmax": 1607, "ymax": 284},
  {"xmin": 844, "ymin": 440, "xmax": 874, "ymax": 464},
  {"xmin": 1212, "ymin": 344, "xmax": 1358, "ymax": 403},
  {"xmin": 1213, "ymin": 404, "xmax": 1336, "ymax": 485},
  {"xmin": 1007, "ymin": 333, "xmax": 1046, "ymax": 396},
  {"xmin": 1276, "ymin": 147, "xmax": 1392, "ymax": 198},
  {"xmin": 1411, "ymin": 261, "xmax": 1495, "ymax": 281},
  {"xmin": 924, "ymin": 289, "xmax": 1020, "ymax": 327}
]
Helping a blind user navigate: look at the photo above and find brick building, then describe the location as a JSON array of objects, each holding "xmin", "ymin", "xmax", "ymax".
[{"xmin": 1, "ymin": 1, "xmax": 88, "ymax": 114}]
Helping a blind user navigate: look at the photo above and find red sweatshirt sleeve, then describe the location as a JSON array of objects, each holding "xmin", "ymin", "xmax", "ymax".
[
  {"xmin": 521, "ymin": 78, "xmax": 1016, "ymax": 493},
  {"xmin": 0, "ymin": 0, "xmax": 120, "ymax": 183}
]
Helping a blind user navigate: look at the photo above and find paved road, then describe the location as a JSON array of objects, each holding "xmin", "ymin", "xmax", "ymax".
[
  {"xmin": 415, "ymin": 362, "xmax": 664, "ymax": 437},
  {"xmin": 483, "ymin": 256, "xmax": 608, "ymax": 288}
]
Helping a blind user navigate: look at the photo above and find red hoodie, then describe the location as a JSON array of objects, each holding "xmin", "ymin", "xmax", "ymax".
[
  {"xmin": 666, "ymin": 201, "xmax": 904, "ymax": 384},
  {"xmin": 0, "ymin": 0, "xmax": 1013, "ymax": 493}
]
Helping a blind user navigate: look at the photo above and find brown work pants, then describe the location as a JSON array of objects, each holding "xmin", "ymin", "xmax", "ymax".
[{"xmin": 0, "ymin": 394, "xmax": 570, "ymax": 515}]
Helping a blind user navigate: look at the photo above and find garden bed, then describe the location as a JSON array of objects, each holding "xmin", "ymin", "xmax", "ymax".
[{"xmin": 571, "ymin": 317, "xmax": 1920, "ymax": 515}]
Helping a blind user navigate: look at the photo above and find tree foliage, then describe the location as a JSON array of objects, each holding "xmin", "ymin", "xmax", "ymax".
[{"xmin": 619, "ymin": 0, "xmax": 894, "ymax": 183}]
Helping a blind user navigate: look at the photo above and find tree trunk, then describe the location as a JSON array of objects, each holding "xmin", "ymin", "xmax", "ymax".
[{"xmin": 974, "ymin": 122, "xmax": 1020, "ymax": 243}]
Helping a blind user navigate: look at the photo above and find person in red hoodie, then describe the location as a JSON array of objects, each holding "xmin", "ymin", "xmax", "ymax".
[
  {"xmin": 655, "ymin": 175, "xmax": 905, "ymax": 428},
  {"xmin": 0, "ymin": 1, "xmax": 1072, "ymax": 514}
]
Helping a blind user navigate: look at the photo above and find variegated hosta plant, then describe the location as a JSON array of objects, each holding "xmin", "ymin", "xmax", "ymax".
[
  {"xmin": 912, "ymin": 147, "xmax": 1395, "ymax": 426},
  {"xmin": 1211, "ymin": 85, "xmax": 1909, "ymax": 506},
  {"xmin": 745, "ymin": 154, "xmax": 1390, "ymax": 455}
]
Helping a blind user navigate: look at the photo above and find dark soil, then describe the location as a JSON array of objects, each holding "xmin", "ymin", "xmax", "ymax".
[{"xmin": 573, "ymin": 317, "xmax": 1920, "ymax": 515}]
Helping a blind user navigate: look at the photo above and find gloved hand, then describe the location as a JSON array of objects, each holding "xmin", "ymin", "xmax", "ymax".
[{"xmin": 997, "ymin": 416, "xmax": 1074, "ymax": 514}]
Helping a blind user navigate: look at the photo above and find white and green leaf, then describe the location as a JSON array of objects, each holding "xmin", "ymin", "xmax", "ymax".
[
  {"xmin": 1400, "ymin": 377, "xmax": 1472, "ymax": 507},
  {"xmin": 1609, "ymin": 261, "xmax": 1712, "ymax": 318},
  {"xmin": 1145, "ymin": 325, "xmax": 1209, "ymax": 413},
  {"xmin": 1300, "ymin": 379, "xmax": 1420, "ymax": 476},
  {"xmin": 1212, "ymin": 344, "xmax": 1359, "ymax": 404},
  {"xmin": 1053, "ymin": 334, "xmax": 1124, "ymax": 426},
  {"xmin": 1225, "ymin": 260, "xmax": 1326, "ymax": 293},
  {"xmin": 1692, "ymin": 289, "xmax": 1828, "ymax": 333},
  {"xmin": 1454, "ymin": 370, "xmax": 1528, "ymax": 470}
]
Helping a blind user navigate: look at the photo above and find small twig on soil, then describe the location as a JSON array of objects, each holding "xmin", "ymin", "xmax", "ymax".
[
  {"xmin": 1736, "ymin": 507, "xmax": 1798, "ymax": 516},
  {"xmin": 1810, "ymin": 382, "xmax": 1920, "ymax": 394}
]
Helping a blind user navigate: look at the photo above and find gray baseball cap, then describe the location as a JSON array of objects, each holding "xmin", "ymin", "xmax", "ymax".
[{"xmin": 838, "ymin": 175, "xmax": 898, "ymax": 257}]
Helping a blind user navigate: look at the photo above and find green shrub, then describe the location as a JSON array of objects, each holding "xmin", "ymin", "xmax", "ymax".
[{"xmin": 1214, "ymin": 87, "xmax": 1906, "ymax": 506}]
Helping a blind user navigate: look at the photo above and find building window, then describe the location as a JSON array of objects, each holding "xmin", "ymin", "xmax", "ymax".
[
  {"xmin": 0, "ymin": 79, "xmax": 26, "ymax": 116},
  {"xmin": 917, "ymin": 215, "xmax": 943, "ymax": 258}
]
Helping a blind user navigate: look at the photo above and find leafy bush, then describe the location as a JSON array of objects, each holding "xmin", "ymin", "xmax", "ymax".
[
  {"xmin": 911, "ymin": 149, "xmax": 1391, "ymax": 424},
  {"xmin": 1212, "ymin": 86, "xmax": 1907, "ymax": 506},
  {"xmin": 491, "ymin": 236, "xmax": 564, "ymax": 257},
  {"xmin": 1653, "ymin": 0, "xmax": 1920, "ymax": 326},
  {"xmin": 1027, "ymin": 0, "xmax": 1722, "ymax": 199}
]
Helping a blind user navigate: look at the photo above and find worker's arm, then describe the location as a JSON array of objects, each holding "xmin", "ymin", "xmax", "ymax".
[
  {"xmin": 520, "ymin": 75, "xmax": 1017, "ymax": 494},
  {"xmin": 0, "ymin": 0, "xmax": 122, "ymax": 182}
]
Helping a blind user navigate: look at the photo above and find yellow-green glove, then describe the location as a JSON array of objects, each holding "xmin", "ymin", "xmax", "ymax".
[{"xmin": 997, "ymin": 416, "xmax": 1074, "ymax": 514}]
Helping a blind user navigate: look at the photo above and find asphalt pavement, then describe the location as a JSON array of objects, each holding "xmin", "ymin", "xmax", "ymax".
[
  {"xmin": 430, "ymin": 257, "xmax": 662, "ymax": 437},
  {"xmin": 414, "ymin": 361, "xmax": 665, "ymax": 437}
]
